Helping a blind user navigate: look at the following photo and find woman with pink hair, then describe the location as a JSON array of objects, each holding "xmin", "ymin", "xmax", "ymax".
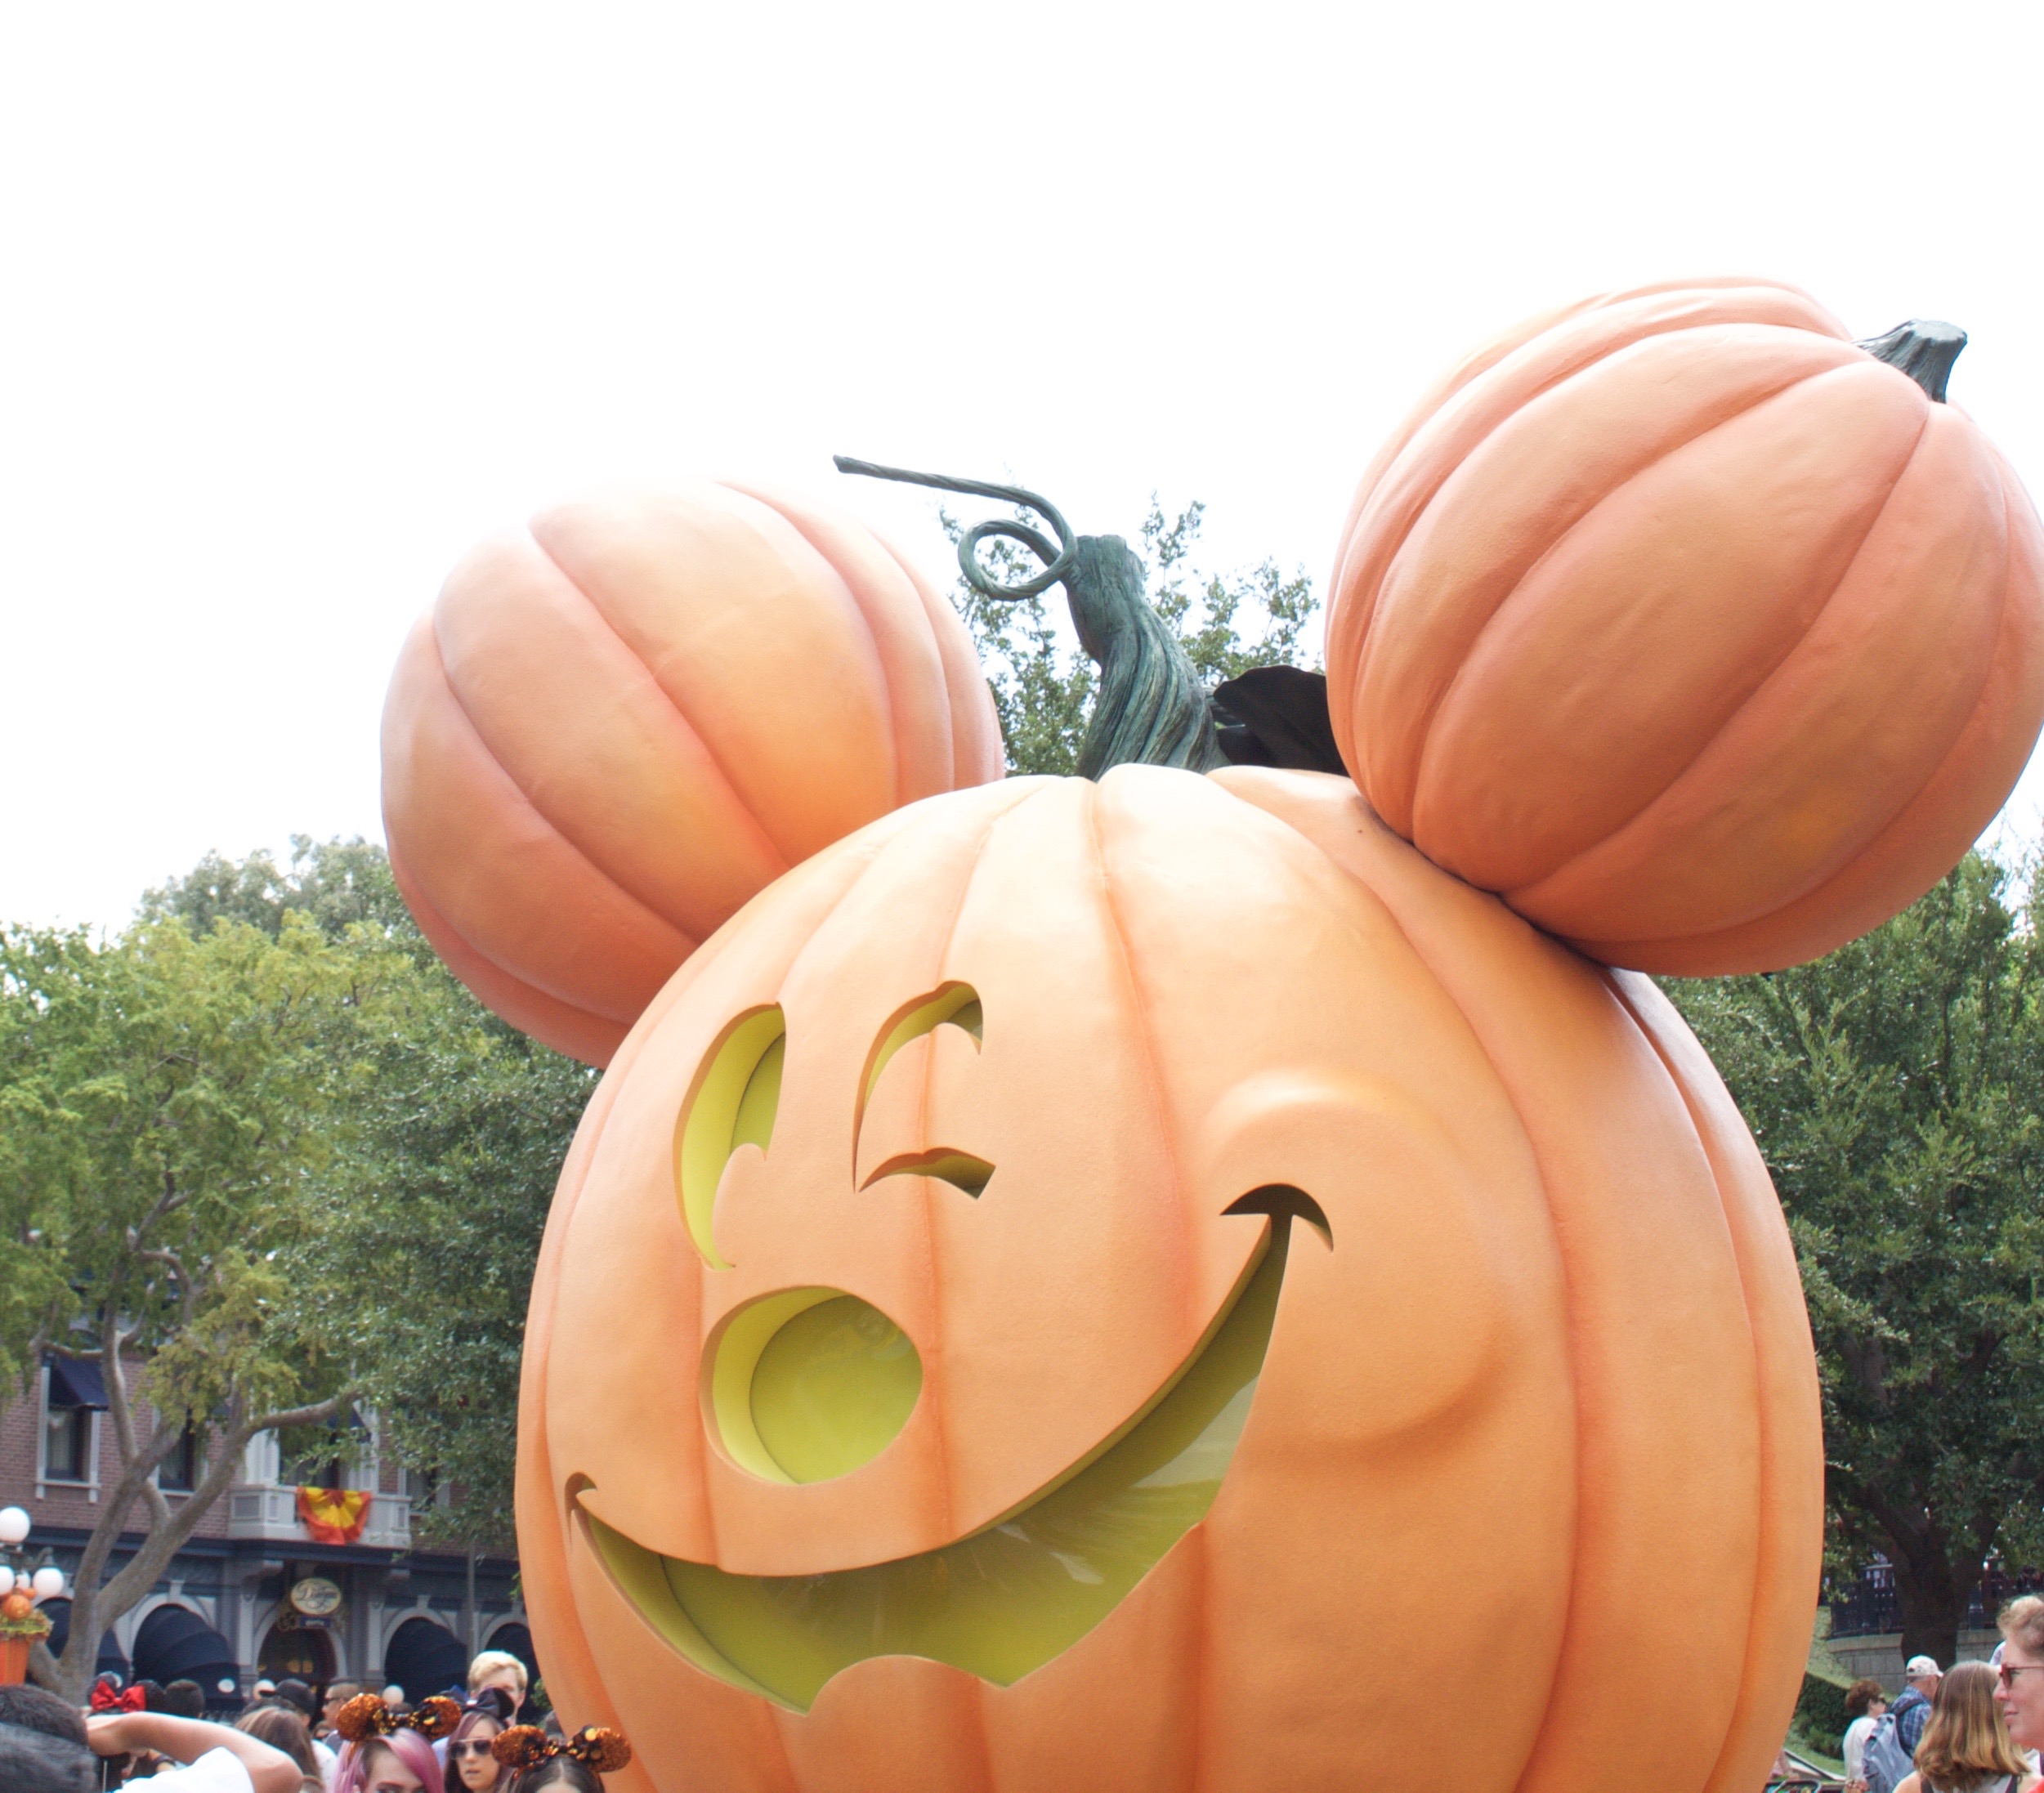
[{"xmin": 331, "ymin": 1696, "xmax": 458, "ymax": 1793}]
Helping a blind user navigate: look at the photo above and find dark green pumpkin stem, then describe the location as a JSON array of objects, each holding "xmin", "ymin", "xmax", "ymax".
[
  {"xmin": 1857, "ymin": 319, "xmax": 1966, "ymax": 403},
  {"xmin": 834, "ymin": 456, "xmax": 1226, "ymax": 777}
]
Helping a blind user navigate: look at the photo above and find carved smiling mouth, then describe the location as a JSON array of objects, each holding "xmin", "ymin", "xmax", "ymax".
[{"xmin": 579, "ymin": 1215, "xmax": 1297, "ymax": 1713}]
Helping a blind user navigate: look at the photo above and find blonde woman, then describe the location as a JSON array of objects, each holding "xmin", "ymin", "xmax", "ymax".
[{"xmin": 1897, "ymin": 1661, "xmax": 2041, "ymax": 1793}]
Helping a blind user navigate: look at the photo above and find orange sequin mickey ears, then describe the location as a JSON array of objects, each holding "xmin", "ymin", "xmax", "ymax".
[
  {"xmin": 333, "ymin": 1692, "xmax": 461, "ymax": 1745},
  {"xmin": 491, "ymin": 1724, "xmax": 634, "ymax": 1775}
]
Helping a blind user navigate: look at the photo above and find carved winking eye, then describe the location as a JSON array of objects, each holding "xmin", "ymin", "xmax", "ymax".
[{"xmin": 856, "ymin": 982, "xmax": 993, "ymax": 1199}]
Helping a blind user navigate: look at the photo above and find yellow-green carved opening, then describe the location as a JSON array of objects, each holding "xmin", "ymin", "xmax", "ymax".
[
  {"xmin": 675, "ymin": 1008, "xmax": 785, "ymax": 1270},
  {"xmin": 588, "ymin": 1220, "xmax": 1290, "ymax": 1710},
  {"xmin": 708, "ymin": 1289, "xmax": 923, "ymax": 1485},
  {"xmin": 856, "ymin": 983, "xmax": 982, "ymax": 1135}
]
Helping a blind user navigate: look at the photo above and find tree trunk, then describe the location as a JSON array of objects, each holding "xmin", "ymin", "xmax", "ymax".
[
  {"xmin": 1886, "ymin": 1514, "xmax": 1983, "ymax": 1670},
  {"xmin": 30, "ymin": 1394, "xmax": 350, "ymax": 1701}
]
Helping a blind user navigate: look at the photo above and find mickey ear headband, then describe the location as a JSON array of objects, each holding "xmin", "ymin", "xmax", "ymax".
[
  {"xmin": 334, "ymin": 1692, "xmax": 462, "ymax": 1745},
  {"xmin": 491, "ymin": 1724, "xmax": 633, "ymax": 1776}
]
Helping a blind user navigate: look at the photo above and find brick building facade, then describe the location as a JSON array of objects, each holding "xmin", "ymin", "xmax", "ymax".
[{"xmin": 1, "ymin": 1355, "xmax": 528, "ymax": 1705}]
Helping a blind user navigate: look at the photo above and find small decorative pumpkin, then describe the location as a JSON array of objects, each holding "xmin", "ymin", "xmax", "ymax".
[
  {"xmin": 381, "ymin": 481, "xmax": 1004, "ymax": 1063},
  {"xmin": 515, "ymin": 765, "xmax": 1819, "ymax": 1793},
  {"xmin": 1325, "ymin": 277, "xmax": 2044, "ymax": 973}
]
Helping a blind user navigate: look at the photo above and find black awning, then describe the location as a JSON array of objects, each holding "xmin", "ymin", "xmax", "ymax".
[
  {"xmin": 47, "ymin": 1354, "xmax": 108, "ymax": 1411},
  {"xmin": 382, "ymin": 1615, "xmax": 469, "ymax": 1705}
]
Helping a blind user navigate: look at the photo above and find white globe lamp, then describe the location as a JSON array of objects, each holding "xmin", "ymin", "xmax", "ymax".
[
  {"xmin": 0, "ymin": 1507, "xmax": 29, "ymax": 1547},
  {"xmin": 0, "ymin": 1566, "xmax": 14, "ymax": 1596},
  {"xmin": 30, "ymin": 1565, "xmax": 65, "ymax": 1601}
]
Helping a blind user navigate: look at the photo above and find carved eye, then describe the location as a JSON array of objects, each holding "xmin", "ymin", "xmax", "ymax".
[
  {"xmin": 673, "ymin": 1006, "xmax": 785, "ymax": 1270},
  {"xmin": 855, "ymin": 983, "xmax": 992, "ymax": 1199}
]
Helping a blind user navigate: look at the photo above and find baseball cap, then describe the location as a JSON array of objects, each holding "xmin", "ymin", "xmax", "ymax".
[{"xmin": 1906, "ymin": 1654, "xmax": 1942, "ymax": 1676}]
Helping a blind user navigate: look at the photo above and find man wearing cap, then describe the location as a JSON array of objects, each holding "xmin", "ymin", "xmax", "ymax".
[{"xmin": 1892, "ymin": 1654, "xmax": 1943, "ymax": 1758}]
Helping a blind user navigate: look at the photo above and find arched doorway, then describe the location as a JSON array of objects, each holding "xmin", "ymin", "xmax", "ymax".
[
  {"xmin": 132, "ymin": 1603, "xmax": 242, "ymax": 1710},
  {"xmin": 484, "ymin": 1620, "xmax": 538, "ymax": 1718},
  {"xmin": 259, "ymin": 1617, "xmax": 336, "ymax": 1686},
  {"xmin": 485, "ymin": 1620, "xmax": 535, "ymax": 1682},
  {"xmin": 382, "ymin": 1614, "xmax": 467, "ymax": 1705}
]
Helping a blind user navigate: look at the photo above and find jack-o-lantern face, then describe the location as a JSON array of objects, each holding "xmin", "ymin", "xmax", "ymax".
[{"xmin": 519, "ymin": 766, "xmax": 1820, "ymax": 1793}]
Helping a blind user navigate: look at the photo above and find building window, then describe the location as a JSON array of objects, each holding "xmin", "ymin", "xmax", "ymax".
[
  {"xmin": 44, "ymin": 1399, "xmax": 92, "ymax": 1484},
  {"xmin": 283, "ymin": 1450, "xmax": 347, "ymax": 1489},
  {"xmin": 159, "ymin": 1422, "xmax": 199, "ymax": 1493},
  {"xmin": 38, "ymin": 1357, "xmax": 106, "ymax": 1492}
]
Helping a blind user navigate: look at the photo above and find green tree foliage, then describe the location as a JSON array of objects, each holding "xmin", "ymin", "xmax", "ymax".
[
  {"xmin": 285, "ymin": 957, "xmax": 592, "ymax": 1551},
  {"xmin": 0, "ymin": 908, "xmax": 391, "ymax": 1697},
  {"xmin": 955, "ymin": 499, "xmax": 1318, "ymax": 776},
  {"xmin": 2, "ymin": 837, "xmax": 588, "ymax": 1691},
  {"xmin": 143, "ymin": 838, "xmax": 591, "ymax": 1550},
  {"xmin": 140, "ymin": 834, "xmax": 410, "ymax": 941},
  {"xmin": 1666, "ymin": 852, "xmax": 2044, "ymax": 1666}
]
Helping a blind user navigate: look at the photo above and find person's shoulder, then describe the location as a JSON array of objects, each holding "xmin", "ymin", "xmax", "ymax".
[{"xmin": 1893, "ymin": 1774, "xmax": 1921, "ymax": 1793}]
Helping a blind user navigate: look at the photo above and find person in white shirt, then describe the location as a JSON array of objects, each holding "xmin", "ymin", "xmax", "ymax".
[
  {"xmin": 1843, "ymin": 1677, "xmax": 1890, "ymax": 1786},
  {"xmin": 87, "ymin": 1709, "xmax": 301, "ymax": 1793}
]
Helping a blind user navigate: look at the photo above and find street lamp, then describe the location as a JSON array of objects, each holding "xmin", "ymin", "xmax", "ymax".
[{"xmin": 0, "ymin": 1508, "xmax": 65, "ymax": 1603}]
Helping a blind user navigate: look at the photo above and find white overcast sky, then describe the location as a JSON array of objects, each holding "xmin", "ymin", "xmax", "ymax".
[{"xmin": 5, "ymin": 0, "xmax": 2042, "ymax": 929}]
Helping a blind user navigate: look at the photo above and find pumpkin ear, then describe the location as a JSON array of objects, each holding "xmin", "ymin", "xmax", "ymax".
[
  {"xmin": 381, "ymin": 481, "xmax": 1003, "ymax": 1068},
  {"xmin": 1324, "ymin": 281, "xmax": 2044, "ymax": 973}
]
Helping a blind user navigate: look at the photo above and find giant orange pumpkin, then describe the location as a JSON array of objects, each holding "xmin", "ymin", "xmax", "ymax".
[
  {"xmin": 1326, "ymin": 277, "xmax": 2044, "ymax": 974},
  {"xmin": 382, "ymin": 482, "xmax": 1003, "ymax": 1064},
  {"xmin": 516, "ymin": 764, "xmax": 1820, "ymax": 1793}
]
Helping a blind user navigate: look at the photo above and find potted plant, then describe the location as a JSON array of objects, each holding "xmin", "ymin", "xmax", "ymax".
[{"xmin": 0, "ymin": 1587, "xmax": 52, "ymax": 1685}]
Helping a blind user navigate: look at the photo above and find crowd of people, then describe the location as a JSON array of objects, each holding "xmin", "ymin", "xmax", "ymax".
[
  {"xmin": 0, "ymin": 1648, "xmax": 632, "ymax": 1793},
  {"xmin": 19, "ymin": 1598, "xmax": 2044, "ymax": 1792},
  {"xmin": 1770, "ymin": 1596, "xmax": 2044, "ymax": 1792}
]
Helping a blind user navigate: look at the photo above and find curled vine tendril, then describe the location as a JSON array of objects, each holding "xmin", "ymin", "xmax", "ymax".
[{"xmin": 833, "ymin": 456, "xmax": 1077, "ymax": 601}]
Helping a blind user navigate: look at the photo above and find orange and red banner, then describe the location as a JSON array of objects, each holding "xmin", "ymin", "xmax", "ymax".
[{"xmin": 295, "ymin": 1486, "xmax": 373, "ymax": 1545}]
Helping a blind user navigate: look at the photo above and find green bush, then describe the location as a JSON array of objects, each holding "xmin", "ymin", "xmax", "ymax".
[{"xmin": 1794, "ymin": 1670, "xmax": 1852, "ymax": 1757}]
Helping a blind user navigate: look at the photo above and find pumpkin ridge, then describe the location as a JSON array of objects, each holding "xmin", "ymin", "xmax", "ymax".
[
  {"xmin": 1400, "ymin": 358, "xmax": 1894, "ymax": 843},
  {"xmin": 1486, "ymin": 388, "xmax": 1937, "ymax": 910},
  {"xmin": 917, "ymin": 785, "xmax": 1049, "ymax": 1549},
  {"xmin": 881, "ymin": 521, "xmax": 1007, "ymax": 793},
  {"xmin": 1600, "ymin": 977, "xmax": 1768, "ymax": 1793},
  {"xmin": 520, "ymin": 944, "xmax": 698, "ymax": 1759},
  {"xmin": 1259, "ymin": 810, "xmax": 1577, "ymax": 1793},
  {"xmin": 1338, "ymin": 293, "xmax": 1847, "ymax": 749},
  {"xmin": 767, "ymin": 776, "xmax": 1049, "ymax": 1545},
  {"xmin": 521, "ymin": 523, "xmax": 802, "ymax": 879},
  {"xmin": 723, "ymin": 483, "xmax": 929, "ymax": 812},
  {"xmin": 1336, "ymin": 280, "xmax": 1830, "ymax": 563},
  {"xmin": 387, "ymin": 838, "xmax": 627, "ymax": 1062},
  {"xmin": 1602, "ymin": 972, "xmax": 1820, "ymax": 1793},
  {"xmin": 408, "ymin": 619, "xmax": 697, "ymax": 1015},
  {"xmin": 1570, "ymin": 467, "xmax": 2036, "ymax": 973},
  {"xmin": 1086, "ymin": 775, "xmax": 1208, "ymax": 1368},
  {"xmin": 867, "ymin": 529, "xmax": 961, "ymax": 798},
  {"xmin": 679, "ymin": 807, "xmax": 950, "ymax": 1576}
]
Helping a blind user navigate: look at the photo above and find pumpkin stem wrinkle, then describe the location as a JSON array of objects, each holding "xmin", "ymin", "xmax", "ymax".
[
  {"xmin": 1856, "ymin": 318, "xmax": 1966, "ymax": 403},
  {"xmin": 834, "ymin": 455, "xmax": 1227, "ymax": 776}
]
